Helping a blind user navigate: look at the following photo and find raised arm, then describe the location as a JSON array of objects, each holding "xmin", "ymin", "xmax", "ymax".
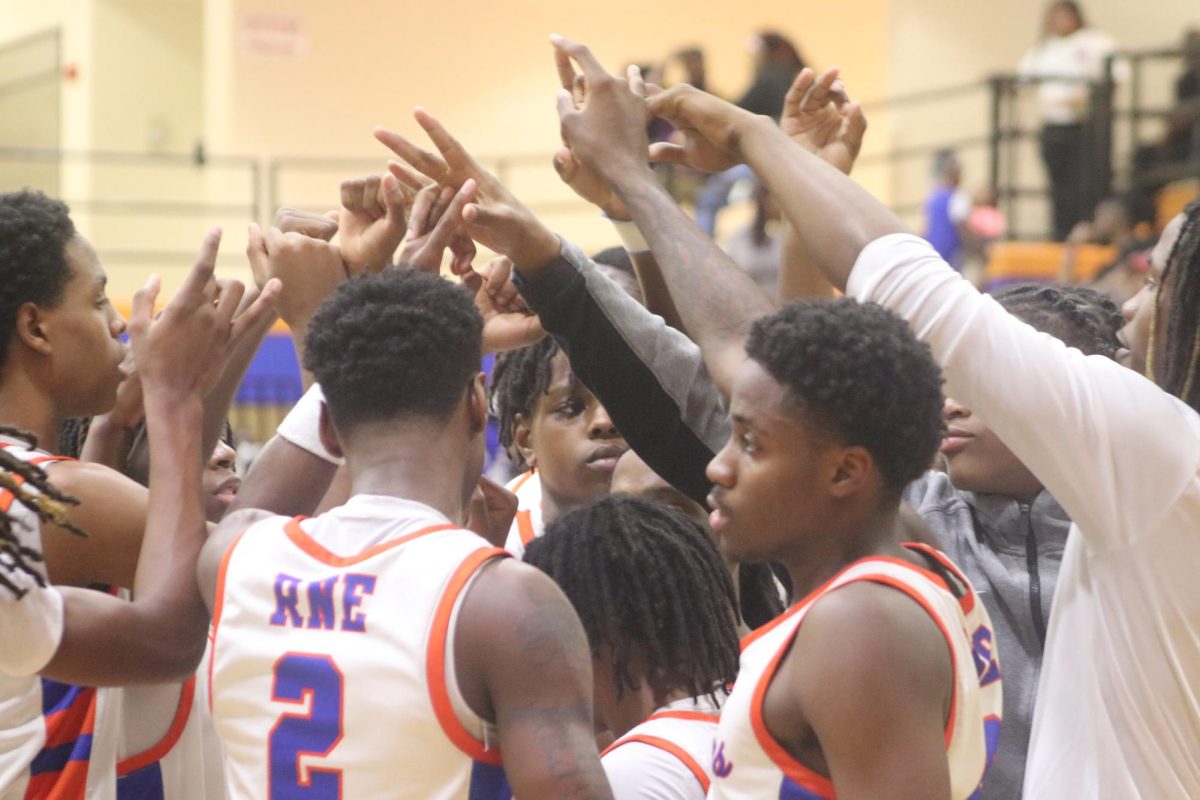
[
  {"xmin": 551, "ymin": 36, "xmax": 775, "ymax": 397},
  {"xmin": 645, "ymin": 78, "xmax": 1200, "ymax": 546},
  {"xmin": 44, "ymin": 230, "xmax": 279, "ymax": 685}
]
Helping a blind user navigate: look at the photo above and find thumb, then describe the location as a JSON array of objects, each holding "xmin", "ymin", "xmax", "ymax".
[
  {"xmin": 130, "ymin": 274, "xmax": 162, "ymax": 333},
  {"xmin": 381, "ymin": 173, "xmax": 407, "ymax": 222},
  {"xmin": 552, "ymin": 147, "xmax": 578, "ymax": 182},
  {"xmin": 648, "ymin": 142, "xmax": 689, "ymax": 165},
  {"xmin": 555, "ymin": 88, "xmax": 574, "ymax": 121},
  {"xmin": 246, "ymin": 223, "xmax": 270, "ymax": 288}
]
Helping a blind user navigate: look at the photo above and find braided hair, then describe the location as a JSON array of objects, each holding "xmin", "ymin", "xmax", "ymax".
[
  {"xmin": 524, "ymin": 494, "xmax": 740, "ymax": 704},
  {"xmin": 993, "ymin": 283, "xmax": 1124, "ymax": 358},
  {"xmin": 1152, "ymin": 200, "xmax": 1200, "ymax": 410},
  {"xmin": 489, "ymin": 336, "xmax": 561, "ymax": 471},
  {"xmin": 0, "ymin": 427, "xmax": 85, "ymax": 600}
]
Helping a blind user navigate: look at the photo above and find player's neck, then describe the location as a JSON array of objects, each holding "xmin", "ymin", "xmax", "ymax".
[
  {"xmin": 779, "ymin": 504, "xmax": 909, "ymax": 603},
  {"xmin": 0, "ymin": 375, "xmax": 59, "ymax": 453},
  {"xmin": 342, "ymin": 425, "xmax": 470, "ymax": 524}
]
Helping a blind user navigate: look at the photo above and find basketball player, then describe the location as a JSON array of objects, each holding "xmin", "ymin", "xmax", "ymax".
[
  {"xmin": 202, "ymin": 268, "xmax": 611, "ymax": 799},
  {"xmin": 524, "ymin": 495, "xmax": 739, "ymax": 800},
  {"xmin": 0, "ymin": 200, "xmax": 276, "ymax": 797},
  {"xmin": 639, "ymin": 66, "xmax": 1200, "ymax": 798}
]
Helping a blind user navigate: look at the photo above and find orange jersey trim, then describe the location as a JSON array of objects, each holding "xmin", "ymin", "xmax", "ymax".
[
  {"xmin": 602, "ymin": 733, "xmax": 711, "ymax": 793},
  {"xmin": 425, "ymin": 547, "xmax": 509, "ymax": 767},
  {"xmin": 904, "ymin": 542, "xmax": 978, "ymax": 615},
  {"xmin": 747, "ymin": 570, "xmax": 963, "ymax": 795},
  {"xmin": 116, "ymin": 677, "xmax": 196, "ymax": 776},
  {"xmin": 646, "ymin": 709, "xmax": 720, "ymax": 724},
  {"xmin": 515, "ymin": 510, "xmax": 537, "ymax": 547},
  {"xmin": 284, "ymin": 517, "xmax": 459, "ymax": 567},
  {"xmin": 207, "ymin": 529, "xmax": 248, "ymax": 713},
  {"xmin": 508, "ymin": 469, "xmax": 537, "ymax": 494}
]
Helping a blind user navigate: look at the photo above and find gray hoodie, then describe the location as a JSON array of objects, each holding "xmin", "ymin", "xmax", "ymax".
[{"xmin": 905, "ymin": 472, "xmax": 1070, "ymax": 800}]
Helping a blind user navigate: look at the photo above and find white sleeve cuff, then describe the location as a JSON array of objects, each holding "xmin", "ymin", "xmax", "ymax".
[
  {"xmin": 0, "ymin": 578, "xmax": 63, "ymax": 676},
  {"xmin": 275, "ymin": 384, "xmax": 345, "ymax": 466},
  {"xmin": 846, "ymin": 233, "xmax": 944, "ymax": 303}
]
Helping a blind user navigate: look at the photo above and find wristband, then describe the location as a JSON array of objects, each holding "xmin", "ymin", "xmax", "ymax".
[
  {"xmin": 276, "ymin": 384, "xmax": 344, "ymax": 465},
  {"xmin": 608, "ymin": 218, "xmax": 650, "ymax": 255}
]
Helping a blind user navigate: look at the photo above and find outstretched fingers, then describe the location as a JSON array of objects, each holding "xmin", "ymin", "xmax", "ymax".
[{"xmin": 375, "ymin": 126, "xmax": 448, "ymax": 183}]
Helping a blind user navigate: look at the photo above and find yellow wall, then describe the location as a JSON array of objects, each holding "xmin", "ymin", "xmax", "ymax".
[{"xmin": 2, "ymin": 0, "xmax": 1194, "ymax": 300}]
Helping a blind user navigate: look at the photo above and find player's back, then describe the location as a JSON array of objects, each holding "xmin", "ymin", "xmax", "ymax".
[{"xmin": 209, "ymin": 494, "xmax": 510, "ymax": 800}]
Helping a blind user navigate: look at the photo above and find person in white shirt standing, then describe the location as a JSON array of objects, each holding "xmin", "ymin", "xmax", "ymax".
[{"xmin": 1018, "ymin": 1, "xmax": 1122, "ymax": 240}]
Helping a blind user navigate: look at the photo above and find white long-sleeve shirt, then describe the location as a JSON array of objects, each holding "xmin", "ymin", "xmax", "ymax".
[{"xmin": 849, "ymin": 233, "xmax": 1200, "ymax": 799}]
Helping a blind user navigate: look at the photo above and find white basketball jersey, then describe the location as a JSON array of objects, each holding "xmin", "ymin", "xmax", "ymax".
[
  {"xmin": 0, "ymin": 440, "xmax": 120, "ymax": 800},
  {"xmin": 209, "ymin": 496, "xmax": 511, "ymax": 800},
  {"xmin": 709, "ymin": 545, "xmax": 1003, "ymax": 800},
  {"xmin": 601, "ymin": 695, "xmax": 721, "ymax": 800},
  {"xmin": 501, "ymin": 470, "xmax": 543, "ymax": 559},
  {"xmin": 114, "ymin": 642, "xmax": 228, "ymax": 800}
]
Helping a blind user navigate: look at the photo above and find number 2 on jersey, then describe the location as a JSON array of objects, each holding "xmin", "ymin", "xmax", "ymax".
[{"xmin": 268, "ymin": 653, "xmax": 344, "ymax": 799}]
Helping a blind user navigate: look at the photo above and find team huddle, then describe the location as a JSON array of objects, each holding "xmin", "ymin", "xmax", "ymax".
[{"xmin": 1, "ymin": 32, "xmax": 1198, "ymax": 800}]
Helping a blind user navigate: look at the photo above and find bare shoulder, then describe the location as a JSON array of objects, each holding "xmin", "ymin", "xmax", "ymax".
[{"xmin": 197, "ymin": 507, "xmax": 278, "ymax": 612}]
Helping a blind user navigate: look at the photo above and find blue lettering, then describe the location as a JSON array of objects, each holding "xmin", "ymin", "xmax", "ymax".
[
  {"xmin": 340, "ymin": 574, "xmax": 376, "ymax": 632},
  {"xmin": 306, "ymin": 577, "xmax": 338, "ymax": 630},
  {"xmin": 270, "ymin": 574, "xmax": 303, "ymax": 627}
]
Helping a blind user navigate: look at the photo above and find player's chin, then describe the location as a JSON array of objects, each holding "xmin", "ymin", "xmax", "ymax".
[{"xmin": 205, "ymin": 494, "xmax": 234, "ymax": 523}]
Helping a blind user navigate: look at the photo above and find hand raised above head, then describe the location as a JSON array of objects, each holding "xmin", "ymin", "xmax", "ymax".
[
  {"xmin": 463, "ymin": 256, "xmax": 545, "ymax": 354},
  {"xmin": 644, "ymin": 83, "xmax": 759, "ymax": 173},
  {"xmin": 130, "ymin": 228, "xmax": 280, "ymax": 399},
  {"xmin": 550, "ymin": 35, "xmax": 651, "ymax": 182},
  {"xmin": 335, "ymin": 173, "xmax": 410, "ymax": 275},
  {"xmin": 376, "ymin": 115, "xmax": 560, "ymax": 270},
  {"xmin": 395, "ymin": 180, "xmax": 477, "ymax": 276},
  {"xmin": 272, "ymin": 207, "xmax": 338, "ymax": 242},
  {"xmin": 245, "ymin": 222, "xmax": 347, "ymax": 328},
  {"xmin": 780, "ymin": 67, "xmax": 867, "ymax": 176}
]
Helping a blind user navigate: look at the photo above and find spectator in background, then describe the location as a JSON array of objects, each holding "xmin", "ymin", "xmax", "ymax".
[
  {"xmin": 693, "ymin": 31, "xmax": 804, "ymax": 236},
  {"xmin": 722, "ymin": 182, "xmax": 782, "ymax": 298},
  {"xmin": 1018, "ymin": 1, "xmax": 1122, "ymax": 240},
  {"xmin": 1071, "ymin": 194, "xmax": 1159, "ymax": 303},
  {"xmin": 924, "ymin": 149, "xmax": 972, "ymax": 269}
]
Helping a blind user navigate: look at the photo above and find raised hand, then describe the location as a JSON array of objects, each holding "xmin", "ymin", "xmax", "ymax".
[
  {"xmin": 552, "ymin": 147, "xmax": 630, "ymax": 221},
  {"xmin": 463, "ymin": 476, "xmax": 520, "ymax": 548},
  {"xmin": 551, "ymin": 35, "xmax": 651, "ymax": 183},
  {"xmin": 780, "ymin": 67, "xmax": 867, "ymax": 175},
  {"xmin": 375, "ymin": 112, "xmax": 560, "ymax": 269},
  {"xmin": 272, "ymin": 208, "xmax": 338, "ymax": 242},
  {"xmin": 462, "ymin": 256, "xmax": 545, "ymax": 354},
  {"xmin": 333, "ymin": 173, "xmax": 409, "ymax": 274},
  {"xmin": 395, "ymin": 180, "xmax": 477, "ymax": 275},
  {"xmin": 130, "ymin": 229, "xmax": 280, "ymax": 400},
  {"xmin": 246, "ymin": 223, "xmax": 348, "ymax": 330},
  {"xmin": 644, "ymin": 83, "xmax": 760, "ymax": 173}
]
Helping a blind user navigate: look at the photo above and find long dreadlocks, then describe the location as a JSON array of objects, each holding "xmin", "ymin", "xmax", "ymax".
[
  {"xmin": 489, "ymin": 336, "xmax": 561, "ymax": 471},
  {"xmin": 0, "ymin": 427, "xmax": 84, "ymax": 600},
  {"xmin": 1152, "ymin": 199, "xmax": 1200, "ymax": 410},
  {"xmin": 524, "ymin": 494, "xmax": 740, "ymax": 705}
]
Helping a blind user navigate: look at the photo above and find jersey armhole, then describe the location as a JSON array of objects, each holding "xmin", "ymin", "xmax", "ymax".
[
  {"xmin": 116, "ymin": 677, "xmax": 195, "ymax": 776},
  {"xmin": 206, "ymin": 528, "xmax": 249, "ymax": 713},
  {"xmin": 602, "ymin": 733, "xmax": 711, "ymax": 793},
  {"xmin": 426, "ymin": 546, "xmax": 509, "ymax": 766}
]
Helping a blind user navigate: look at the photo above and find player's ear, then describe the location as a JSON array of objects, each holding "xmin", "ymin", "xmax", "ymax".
[
  {"xmin": 513, "ymin": 412, "xmax": 536, "ymax": 468},
  {"xmin": 466, "ymin": 373, "xmax": 487, "ymax": 434},
  {"xmin": 317, "ymin": 401, "xmax": 344, "ymax": 459},
  {"xmin": 828, "ymin": 445, "xmax": 871, "ymax": 499}
]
